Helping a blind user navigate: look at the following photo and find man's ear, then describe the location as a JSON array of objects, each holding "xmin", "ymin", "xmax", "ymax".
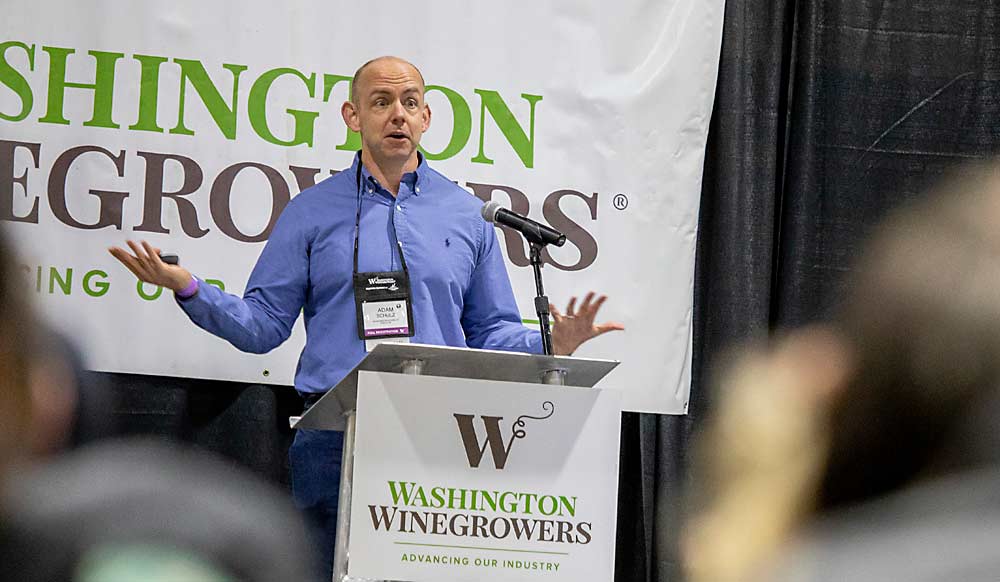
[
  {"xmin": 342, "ymin": 101, "xmax": 361, "ymax": 133},
  {"xmin": 422, "ymin": 103, "xmax": 431, "ymax": 133}
]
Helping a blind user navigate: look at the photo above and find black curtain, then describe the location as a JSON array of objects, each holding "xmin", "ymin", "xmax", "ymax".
[{"xmin": 90, "ymin": 2, "xmax": 1000, "ymax": 581}]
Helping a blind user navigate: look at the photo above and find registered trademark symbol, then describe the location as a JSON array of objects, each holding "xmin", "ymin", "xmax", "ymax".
[{"xmin": 613, "ymin": 194, "xmax": 629, "ymax": 210}]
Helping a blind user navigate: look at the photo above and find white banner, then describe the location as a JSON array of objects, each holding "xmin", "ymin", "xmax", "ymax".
[
  {"xmin": 350, "ymin": 371, "xmax": 622, "ymax": 581},
  {"xmin": 0, "ymin": 0, "xmax": 724, "ymax": 413}
]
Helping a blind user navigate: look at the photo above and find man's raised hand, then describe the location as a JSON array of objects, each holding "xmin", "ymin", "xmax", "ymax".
[
  {"xmin": 108, "ymin": 240, "xmax": 193, "ymax": 292},
  {"xmin": 550, "ymin": 291, "xmax": 625, "ymax": 356}
]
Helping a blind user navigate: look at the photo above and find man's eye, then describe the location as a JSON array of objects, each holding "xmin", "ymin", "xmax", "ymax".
[
  {"xmin": 405, "ymin": 98, "xmax": 418, "ymax": 108},
  {"xmin": 374, "ymin": 99, "xmax": 387, "ymax": 107}
]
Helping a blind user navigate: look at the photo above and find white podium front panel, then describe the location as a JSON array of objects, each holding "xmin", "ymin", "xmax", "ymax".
[{"xmin": 348, "ymin": 371, "xmax": 622, "ymax": 582}]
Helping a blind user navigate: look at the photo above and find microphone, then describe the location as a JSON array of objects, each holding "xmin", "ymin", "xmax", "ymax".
[{"xmin": 480, "ymin": 201, "xmax": 566, "ymax": 247}]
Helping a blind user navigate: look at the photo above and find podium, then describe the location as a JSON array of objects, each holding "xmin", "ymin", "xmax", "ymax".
[{"xmin": 293, "ymin": 343, "xmax": 621, "ymax": 582}]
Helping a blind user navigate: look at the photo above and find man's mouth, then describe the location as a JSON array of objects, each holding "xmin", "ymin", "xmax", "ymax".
[{"xmin": 387, "ymin": 132, "xmax": 408, "ymax": 141}]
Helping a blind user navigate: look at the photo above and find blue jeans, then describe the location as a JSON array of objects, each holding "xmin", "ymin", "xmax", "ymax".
[{"xmin": 289, "ymin": 426, "xmax": 344, "ymax": 579}]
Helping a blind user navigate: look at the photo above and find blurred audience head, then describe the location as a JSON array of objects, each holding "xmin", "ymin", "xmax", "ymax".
[
  {"xmin": 1, "ymin": 439, "xmax": 316, "ymax": 582},
  {"xmin": 685, "ymin": 161, "xmax": 1000, "ymax": 581},
  {"xmin": 0, "ymin": 230, "xmax": 315, "ymax": 581},
  {"xmin": 29, "ymin": 326, "xmax": 116, "ymax": 455},
  {"xmin": 0, "ymin": 227, "xmax": 116, "ymax": 467},
  {"xmin": 819, "ymin": 162, "xmax": 1000, "ymax": 506},
  {"xmin": 0, "ymin": 228, "xmax": 36, "ymax": 478}
]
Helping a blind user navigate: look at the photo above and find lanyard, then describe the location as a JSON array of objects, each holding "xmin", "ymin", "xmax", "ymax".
[{"xmin": 352, "ymin": 158, "xmax": 410, "ymax": 275}]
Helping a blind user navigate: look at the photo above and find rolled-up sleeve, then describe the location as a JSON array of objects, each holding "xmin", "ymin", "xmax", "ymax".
[{"xmin": 178, "ymin": 202, "xmax": 310, "ymax": 354}]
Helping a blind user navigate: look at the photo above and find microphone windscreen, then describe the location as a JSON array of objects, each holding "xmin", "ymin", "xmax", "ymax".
[{"xmin": 480, "ymin": 200, "xmax": 502, "ymax": 223}]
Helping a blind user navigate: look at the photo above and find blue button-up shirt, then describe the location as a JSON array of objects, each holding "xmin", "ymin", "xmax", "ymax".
[{"xmin": 178, "ymin": 155, "xmax": 542, "ymax": 393}]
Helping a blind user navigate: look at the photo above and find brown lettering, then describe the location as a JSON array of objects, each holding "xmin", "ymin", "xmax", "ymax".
[
  {"xmin": 556, "ymin": 520, "xmax": 576, "ymax": 543},
  {"xmin": 453, "ymin": 413, "xmax": 513, "ymax": 469},
  {"xmin": 541, "ymin": 189, "xmax": 599, "ymax": 271},
  {"xmin": 210, "ymin": 162, "xmax": 290, "ymax": 242},
  {"xmin": 48, "ymin": 145, "xmax": 128, "ymax": 230},
  {"xmin": 134, "ymin": 151, "xmax": 208, "ymax": 238},
  {"xmin": 538, "ymin": 519, "xmax": 554, "ymax": 542},
  {"xmin": 0, "ymin": 140, "xmax": 40, "ymax": 223},
  {"xmin": 470, "ymin": 515, "xmax": 490, "ymax": 538},
  {"xmin": 489, "ymin": 516, "xmax": 512, "ymax": 539},
  {"xmin": 430, "ymin": 512, "xmax": 448, "ymax": 535}
]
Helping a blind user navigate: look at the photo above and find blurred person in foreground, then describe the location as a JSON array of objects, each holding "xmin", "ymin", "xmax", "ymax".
[
  {"xmin": 0, "ymin": 228, "xmax": 37, "ymax": 489},
  {"xmin": 26, "ymin": 326, "xmax": 117, "ymax": 457},
  {"xmin": 2, "ymin": 440, "xmax": 317, "ymax": 582},
  {"xmin": 0, "ymin": 232, "xmax": 115, "ymax": 462},
  {"xmin": 0, "ymin": 232, "xmax": 317, "ymax": 581},
  {"xmin": 685, "ymin": 162, "xmax": 1000, "ymax": 582}
]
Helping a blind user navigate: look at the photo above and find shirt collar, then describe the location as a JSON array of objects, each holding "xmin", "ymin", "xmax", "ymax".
[{"xmin": 354, "ymin": 152, "xmax": 427, "ymax": 196}]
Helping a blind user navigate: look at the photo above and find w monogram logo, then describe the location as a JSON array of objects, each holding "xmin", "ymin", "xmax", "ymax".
[{"xmin": 453, "ymin": 401, "xmax": 554, "ymax": 470}]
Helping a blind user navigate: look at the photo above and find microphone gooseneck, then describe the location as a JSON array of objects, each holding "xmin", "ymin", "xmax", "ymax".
[{"xmin": 480, "ymin": 201, "xmax": 561, "ymax": 355}]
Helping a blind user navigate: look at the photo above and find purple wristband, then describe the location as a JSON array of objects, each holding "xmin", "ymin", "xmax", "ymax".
[{"xmin": 175, "ymin": 277, "xmax": 199, "ymax": 299}]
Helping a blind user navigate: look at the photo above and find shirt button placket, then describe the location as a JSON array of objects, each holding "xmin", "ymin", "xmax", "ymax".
[{"xmin": 394, "ymin": 199, "xmax": 407, "ymax": 258}]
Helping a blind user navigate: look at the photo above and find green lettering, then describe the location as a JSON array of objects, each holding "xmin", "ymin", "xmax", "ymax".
[
  {"xmin": 521, "ymin": 492, "xmax": 536, "ymax": 514},
  {"xmin": 538, "ymin": 495, "xmax": 557, "ymax": 516},
  {"xmin": 39, "ymin": 47, "xmax": 123, "ymax": 128},
  {"xmin": 0, "ymin": 41, "xmax": 35, "ymax": 122},
  {"xmin": 558, "ymin": 495, "xmax": 577, "ymax": 517},
  {"xmin": 471, "ymin": 90, "xmax": 542, "ymax": 168},
  {"xmin": 170, "ymin": 59, "xmax": 248, "ymax": 139},
  {"xmin": 48, "ymin": 267, "xmax": 72, "ymax": 295},
  {"xmin": 82, "ymin": 269, "xmax": 109, "ymax": 297},
  {"xmin": 203, "ymin": 278, "xmax": 225, "ymax": 291},
  {"xmin": 419, "ymin": 85, "xmax": 471, "ymax": 161},
  {"xmin": 387, "ymin": 481, "xmax": 415, "ymax": 505},
  {"xmin": 136, "ymin": 280, "xmax": 163, "ymax": 301},
  {"xmin": 481, "ymin": 490, "xmax": 497, "ymax": 512},
  {"xmin": 499, "ymin": 491, "xmax": 518, "ymax": 513},
  {"xmin": 447, "ymin": 487, "xmax": 471, "ymax": 510},
  {"xmin": 248, "ymin": 68, "xmax": 319, "ymax": 147},
  {"xmin": 323, "ymin": 74, "xmax": 360, "ymax": 151},
  {"xmin": 129, "ymin": 54, "xmax": 169, "ymax": 133},
  {"xmin": 430, "ymin": 486, "xmax": 446, "ymax": 509},
  {"xmin": 413, "ymin": 485, "xmax": 429, "ymax": 507}
]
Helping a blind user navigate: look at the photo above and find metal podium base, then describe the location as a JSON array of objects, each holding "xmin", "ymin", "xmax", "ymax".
[
  {"xmin": 331, "ymin": 358, "xmax": 427, "ymax": 582},
  {"xmin": 290, "ymin": 343, "xmax": 617, "ymax": 582},
  {"xmin": 330, "ymin": 363, "xmax": 564, "ymax": 582}
]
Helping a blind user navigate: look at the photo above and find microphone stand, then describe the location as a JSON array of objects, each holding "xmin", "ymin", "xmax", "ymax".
[{"xmin": 529, "ymin": 242, "xmax": 554, "ymax": 355}]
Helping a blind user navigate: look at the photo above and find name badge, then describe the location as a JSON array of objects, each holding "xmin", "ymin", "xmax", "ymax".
[
  {"xmin": 361, "ymin": 299, "xmax": 409, "ymax": 336},
  {"xmin": 353, "ymin": 269, "xmax": 415, "ymax": 350}
]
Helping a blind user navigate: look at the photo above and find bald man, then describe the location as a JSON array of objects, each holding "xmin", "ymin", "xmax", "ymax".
[{"xmin": 110, "ymin": 56, "xmax": 622, "ymax": 576}]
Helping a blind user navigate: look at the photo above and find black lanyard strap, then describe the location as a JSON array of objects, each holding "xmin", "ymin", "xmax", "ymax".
[{"xmin": 352, "ymin": 158, "xmax": 409, "ymax": 275}]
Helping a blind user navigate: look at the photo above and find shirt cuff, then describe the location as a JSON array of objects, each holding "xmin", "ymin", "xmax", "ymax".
[
  {"xmin": 527, "ymin": 329, "xmax": 545, "ymax": 354},
  {"xmin": 175, "ymin": 276, "xmax": 199, "ymax": 300}
]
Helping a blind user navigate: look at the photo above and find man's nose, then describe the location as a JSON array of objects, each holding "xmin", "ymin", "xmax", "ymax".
[{"xmin": 390, "ymin": 100, "xmax": 406, "ymax": 121}]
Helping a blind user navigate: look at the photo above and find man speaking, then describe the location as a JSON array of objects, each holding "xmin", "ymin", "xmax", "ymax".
[{"xmin": 110, "ymin": 56, "xmax": 622, "ymax": 575}]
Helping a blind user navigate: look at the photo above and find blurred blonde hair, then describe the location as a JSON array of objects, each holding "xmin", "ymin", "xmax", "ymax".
[
  {"xmin": 684, "ymin": 328, "xmax": 849, "ymax": 582},
  {"xmin": 685, "ymin": 161, "xmax": 1000, "ymax": 581}
]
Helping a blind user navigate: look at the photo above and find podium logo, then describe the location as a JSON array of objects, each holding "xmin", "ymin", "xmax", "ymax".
[{"xmin": 453, "ymin": 401, "xmax": 554, "ymax": 470}]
